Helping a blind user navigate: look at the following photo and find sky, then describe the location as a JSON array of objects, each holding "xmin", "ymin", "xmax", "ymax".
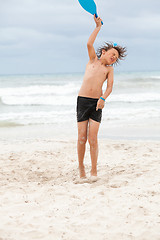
[{"xmin": 0, "ymin": 0, "xmax": 160, "ymax": 74}]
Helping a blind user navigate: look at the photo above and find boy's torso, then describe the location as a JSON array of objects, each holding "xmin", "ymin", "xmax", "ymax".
[{"xmin": 78, "ymin": 58, "xmax": 111, "ymax": 98}]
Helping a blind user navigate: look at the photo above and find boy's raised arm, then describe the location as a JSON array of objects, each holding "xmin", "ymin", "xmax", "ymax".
[{"xmin": 87, "ymin": 15, "xmax": 103, "ymax": 61}]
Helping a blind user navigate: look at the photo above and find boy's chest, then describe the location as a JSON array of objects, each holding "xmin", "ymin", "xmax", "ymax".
[
  {"xmin": 86, "ymin": 63, "xmax": 108, "ymax": 82},
  {"xmin": 87, "ymin": 62, "xmax": 108, "ymax": 78}
]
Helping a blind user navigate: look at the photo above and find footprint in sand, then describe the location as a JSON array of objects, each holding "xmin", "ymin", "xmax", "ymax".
[{"xmin": 110, "ymin": 181, "xmax": 129, "ymax": 188}]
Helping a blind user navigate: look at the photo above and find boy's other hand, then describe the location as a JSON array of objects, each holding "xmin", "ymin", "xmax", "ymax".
[
  {"xmin": 94, "ymin": 14, "xmax": 102, "ymax": 28},
  {"xmin": 96, "ymin": 98, "xmax": 105, "ymax": 111}
]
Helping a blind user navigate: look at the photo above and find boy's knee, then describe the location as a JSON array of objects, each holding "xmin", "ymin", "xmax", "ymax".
[
  {"xmin": 78, "ymin": 136, "xmax": 87, "ymax": 145},
  {"xmin": 88, "ymin": 136, "xmax": 97, "ymax": 146}
]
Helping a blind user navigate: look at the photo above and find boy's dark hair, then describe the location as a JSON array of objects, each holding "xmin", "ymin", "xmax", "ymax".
[{"xmin": 96, "ymin": 42, "xmax": 127, "ymax": 65}]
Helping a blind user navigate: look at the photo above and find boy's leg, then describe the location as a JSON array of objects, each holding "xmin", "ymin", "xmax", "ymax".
[
  {"xmin": 88, "ymin": 119, "xmax": 100, "ymax": 176},
  {"xmin": 77, "ymin": 120, "xmax": 88, "ymax": 178}
]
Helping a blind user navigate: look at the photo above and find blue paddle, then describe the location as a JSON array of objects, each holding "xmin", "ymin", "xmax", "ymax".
[{"xmin": 78, "ymin": 0, "xmax": 103, "ymax": 25}]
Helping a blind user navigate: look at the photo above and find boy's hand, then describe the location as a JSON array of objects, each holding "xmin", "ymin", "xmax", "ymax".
[
  {"xmin": 94, "ymin": 14, "xmax": 103, "ymax": 28},
  {"xmin": 96, "ymin": 98, "xmax": 105, "ymax": 111}
]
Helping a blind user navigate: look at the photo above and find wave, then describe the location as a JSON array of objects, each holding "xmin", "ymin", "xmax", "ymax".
[
  {"xmin": 0, "ymin": 94, "xmax": 160, "ymax": 106},
  {"xmin": 0, "ymin": 92, "xmax": 159, "ymax": 107},
  {"xmin": 109, "ymin": 93, "xmax": 160, "ymax": 103},
  {"xmin": 0, "ymin": 83, "xmax": 80, "ymax": 106},
  {"xmin": 0, "ymin": 83, "xmax": 79, "ymax": 97},
  {"xmin": 0, "ymin": 106, "xmax": 159, "ymax": 127},
  {"xmin": 0, "ymin": 109, "xmax": 75, "ymax": 126},
  {"xmin": 150, "ymin": 76, "xmax": 160, "ymax": 80},
  {"xmin": 0, "ymin": 95, "xmax": 77, "ymax": 106},
  {"xmin": 0, "ymin": 97, "xmax": 7, "ymax": 106}
]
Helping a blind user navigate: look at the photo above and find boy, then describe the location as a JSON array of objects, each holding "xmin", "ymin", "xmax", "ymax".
[{"xmin": 76, "ymin": 15, "xmax": 127, "ymax": 181}]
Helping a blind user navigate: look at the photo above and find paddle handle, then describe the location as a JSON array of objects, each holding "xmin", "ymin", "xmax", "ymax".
[{"xmin": 95, "ymin": 13, "xmax": 103, "ymax": 25}]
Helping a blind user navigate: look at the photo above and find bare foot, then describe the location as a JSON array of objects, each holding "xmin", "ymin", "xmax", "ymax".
[
  {"xmin": 73, "ymin": 177, "xmax": 89, "ymax": 184},
  {"xmin": 89, "ymin": 176, "xmax": 98, "ymax": 183},
  {"xmin": 90, "ymin": 169, "xmax": 97, "ymax": 177},
  {"xmin": 79, "ymin": 165, "xmax": 86, "ymax": 178}
]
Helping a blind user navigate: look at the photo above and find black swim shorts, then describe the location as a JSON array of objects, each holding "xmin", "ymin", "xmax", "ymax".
[{"xmin": 76, "ymin": 96, "xmax": 102, "ymax": 123}]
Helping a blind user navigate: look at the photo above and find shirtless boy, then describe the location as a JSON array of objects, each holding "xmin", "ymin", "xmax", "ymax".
[{"xmin": 77, "ymin": 15, "xmax": 127, "ymax": 181}]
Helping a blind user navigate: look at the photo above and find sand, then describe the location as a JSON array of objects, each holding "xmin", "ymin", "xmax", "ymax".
[{"xmin": 0, "ymin": 138, "xmax": 160, "ymax": 240}]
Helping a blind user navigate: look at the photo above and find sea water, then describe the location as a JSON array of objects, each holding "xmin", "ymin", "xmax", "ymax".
[{"xmin": 0, "ymin": 72, "xmax": 160, "ymax": 139}]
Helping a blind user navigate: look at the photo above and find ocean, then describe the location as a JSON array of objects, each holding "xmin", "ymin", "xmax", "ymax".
[{"xmin": 0, "ymin": 71, "xmax": 160, "ymax": 139}]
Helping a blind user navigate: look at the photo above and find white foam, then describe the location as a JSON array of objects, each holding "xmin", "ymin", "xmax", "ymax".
[
  {"xmin": 109, "ymin": 92, "xmax": 160, "ymax": 103},
  {"xmin": 0, "ymin": 83, "xmax": 80, "ymax": 97}
]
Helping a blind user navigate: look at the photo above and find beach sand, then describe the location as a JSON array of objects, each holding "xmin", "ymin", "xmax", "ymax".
[{"xmin": 0, "ymin": 138, "xmax": 160, "ymax": 240}]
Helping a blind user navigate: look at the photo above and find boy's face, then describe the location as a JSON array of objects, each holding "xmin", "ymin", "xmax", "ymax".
[{"xmin": 102, "ymin": 48, "xmax": 119, "ymax": 65}]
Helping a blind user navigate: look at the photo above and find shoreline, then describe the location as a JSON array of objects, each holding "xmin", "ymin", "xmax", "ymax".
[{"xmin": 0, "ymin": 122, "xmax": 160, "ymax": 141}]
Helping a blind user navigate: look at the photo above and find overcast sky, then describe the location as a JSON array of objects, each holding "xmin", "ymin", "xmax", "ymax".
[{"xmin": 0, "ymin": 0, "xmax": 160, "ymax": 74}]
